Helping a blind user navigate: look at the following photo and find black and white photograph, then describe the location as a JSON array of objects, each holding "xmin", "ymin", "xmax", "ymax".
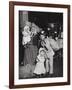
[
  {"xmin": 9, "ymin": 1, "xmax": 70, "ymax": 88},
  {"xmin": 19, "ymin": 11, "xmax": 63, "ymax": 79}
]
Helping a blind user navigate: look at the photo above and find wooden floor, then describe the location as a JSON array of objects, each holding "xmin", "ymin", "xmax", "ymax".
[{"xmin": 19, "ymin": 50, "xmax": 63, "ymax": 79}]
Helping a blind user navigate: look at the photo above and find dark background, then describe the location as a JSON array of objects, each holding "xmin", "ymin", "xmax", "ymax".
[{"xmin": 28, "ymin": 11, "xmax": 63, "ymax": 28}]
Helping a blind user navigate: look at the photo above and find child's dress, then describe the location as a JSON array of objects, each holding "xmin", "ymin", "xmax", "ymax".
[
  {"xmin": 22, "ymin": 35, "xmax": 31, "ymax": 45},
  {"xmin": 34, "ymin": 54, "xmax": 46, "ymax": 75}
]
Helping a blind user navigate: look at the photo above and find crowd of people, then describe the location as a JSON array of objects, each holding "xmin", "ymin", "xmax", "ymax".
[{"xmin": 19, "ymin": 21, "xmax": 63, "ymax": 78}]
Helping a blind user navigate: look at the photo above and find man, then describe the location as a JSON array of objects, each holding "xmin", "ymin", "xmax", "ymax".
[{"xmin": 40, "ymin": 31, "xmax": 55, "ymax": 74}]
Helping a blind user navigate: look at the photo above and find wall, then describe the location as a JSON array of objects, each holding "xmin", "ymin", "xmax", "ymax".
[{"xmin": 0, "ymin": 0, "xmax": 72, "ymax": 90}]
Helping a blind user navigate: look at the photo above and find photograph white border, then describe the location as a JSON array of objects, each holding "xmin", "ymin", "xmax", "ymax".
[{"xmin": 14, "ymin": 5, "xmax": 68, "ymax": 85}]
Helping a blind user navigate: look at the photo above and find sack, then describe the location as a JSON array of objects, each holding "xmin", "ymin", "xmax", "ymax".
[{"xmin": 49, "ymin": 38, "xmax": 59, "ymax": 51}]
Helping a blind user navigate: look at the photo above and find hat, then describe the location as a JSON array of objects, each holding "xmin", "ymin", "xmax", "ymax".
[
  {"xmin": 39, "ymin": 48, "xmax": 46, "ymax": 54},
  {"xmin": 31, "ymin": 23, "xmax": 41, "ymax": 35}
]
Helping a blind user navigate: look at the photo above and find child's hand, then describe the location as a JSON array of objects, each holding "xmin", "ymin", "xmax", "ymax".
[
  {"xmin": 36, "ymin": 57, "xmax": 40, "ymax": 62},
  {"xmin": 36, "ymin": 59, "xmax": 39, "ymax": 62},
  {"xmin": 41, "ymin": 41, "xmax": 45, "ymax": 47}
]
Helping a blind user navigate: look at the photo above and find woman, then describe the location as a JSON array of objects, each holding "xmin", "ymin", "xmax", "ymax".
[
  {"xmin": 20, "ymin": 21, "xmax": 39, "ymax": 78},
  {"xmin": 22, "ymin": 21, "xmax": 38, "ymax": 66}
]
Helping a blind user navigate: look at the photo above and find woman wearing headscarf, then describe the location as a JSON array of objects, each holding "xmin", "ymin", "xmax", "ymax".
[{"xmin": 22, "ymin": 21, "xmax": 38, "ymax": 66}]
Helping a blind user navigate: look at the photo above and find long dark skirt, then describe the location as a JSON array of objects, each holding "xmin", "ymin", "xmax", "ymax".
[{"xmin": 23, "ymin": 44, "xmax": 38, "ymax": 66}]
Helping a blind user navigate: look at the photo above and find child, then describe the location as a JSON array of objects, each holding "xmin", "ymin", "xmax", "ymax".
[
  {"xmin": 22, "ymin": 25, "xmax": 31, "ymax": 45},
  {"xmin": 34, "ymin": 48, "xmax": 47, "ymax": 77}
]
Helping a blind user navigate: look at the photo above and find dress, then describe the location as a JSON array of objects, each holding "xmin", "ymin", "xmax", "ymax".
[
  {"xmin": 23, "ymin": 39, "xmax": 38, "ymax": 66},
  {"xmin": 34, "ymin": 55, "xmax": 46, "ymax": 75},
  {"xmin": 23, "ymin": 35, "xmax": 31, "ymax": 45}
]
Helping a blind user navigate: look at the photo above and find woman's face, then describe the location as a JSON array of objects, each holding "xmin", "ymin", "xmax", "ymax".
[{"xmin": 40, "ymin": 35, "xmax": 45, "ymax": 40}]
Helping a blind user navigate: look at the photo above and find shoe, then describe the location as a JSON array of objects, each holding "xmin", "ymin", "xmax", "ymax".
[{"xmin": 49, "ymin": 74, "xmax": 54, "ymax": 77}]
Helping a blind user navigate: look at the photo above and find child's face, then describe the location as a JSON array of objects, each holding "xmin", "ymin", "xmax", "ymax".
[
  {"xmin": 24, "ymin": 25, "xmax": 30, "ymax": 32},
  {"xmin": 40, "ymin": 50, "xmax": 45, "ymax": 56},
  {"xmin": 22, "ymin": 26, "xmax": 31, "ymax": 36}
]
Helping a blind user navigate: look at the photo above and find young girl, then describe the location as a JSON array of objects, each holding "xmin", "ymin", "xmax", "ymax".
[{"xmin": 34, "ymin": 48, "xmax": 47, "ymax": 76}]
